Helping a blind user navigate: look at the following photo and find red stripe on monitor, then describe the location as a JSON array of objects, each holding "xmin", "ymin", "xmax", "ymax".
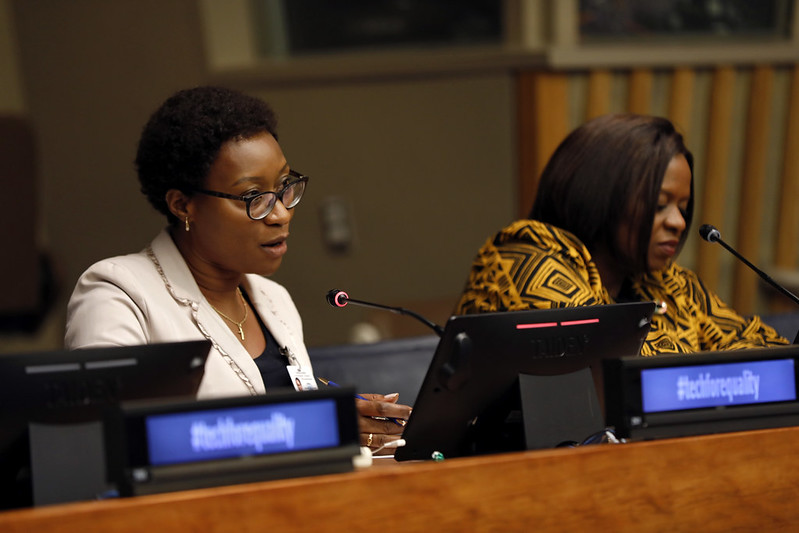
[
  {"xmin": 516, "ymin": 322, "xmax": 558, "ymax": 329},
  {"xmin": 560, "ymin": 318, "xmax": 600, "ymax": 326}
]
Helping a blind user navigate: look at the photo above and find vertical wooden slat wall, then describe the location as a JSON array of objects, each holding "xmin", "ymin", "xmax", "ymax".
[
  {"xmin": 516, "ymin": 62, "xmax": 799, "ymax": 316},
  {"xmin": 668, "ymin": 68, "xmax": 695, "ymax": 139},
  {"xmin": 627, "ymin": 69, "xmax": 654, "ymax": 114},
  {"xmin": 694, "ymin": 67, "xmax": 736, "ymax": 292},
  {"xmin": 770, "ymin": 65, "xmax": 799, "ymax": 312},
  {"xmin": 774, "ymin": 66, "xmax": 799, "ymax": 274},
  {"xmin": 516, "ymin": 71, "xmax": 569, "ymax": 217},
  {"xmin": 733, "ymin": 66, "xmax": 775, "ymax": 313},
  {"xmin": 586, "ymin": 70, "xmax": 612, "ymax": 119}
]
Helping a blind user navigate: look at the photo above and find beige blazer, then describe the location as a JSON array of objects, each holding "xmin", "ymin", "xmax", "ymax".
[{"xmin": 65, "ymin": 229, "xmax": 312, "ymax": 399}]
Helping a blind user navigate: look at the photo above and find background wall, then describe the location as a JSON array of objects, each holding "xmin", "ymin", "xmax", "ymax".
[
  {"xmin": 1, "ymin": 1, "xmax": 796, "ymax": 353},
  {"xmin": 0, "ymin": 0, "xmax": 23, "ymax": 113},
  {"xmin": 0, "ymin": 0, "xmax": 514, "ymax": 350},
  {"xmin": 255, "ymin": 76, "xmax": 514, "ymax": 344}
]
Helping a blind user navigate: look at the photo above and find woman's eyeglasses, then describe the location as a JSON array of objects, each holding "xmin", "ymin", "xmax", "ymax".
[{"xmin": 192, "ymin": 170, "xmax": 309, "ymax": 221}]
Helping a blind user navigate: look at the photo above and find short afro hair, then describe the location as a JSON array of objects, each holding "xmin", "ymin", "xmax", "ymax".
[{"xmin": 135, "ymin": 86, "xmax": 278, "ymax": 224}]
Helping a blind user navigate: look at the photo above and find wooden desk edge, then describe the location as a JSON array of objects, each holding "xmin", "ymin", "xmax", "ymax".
[{"xmin": 2, "ymin": 426, "xmax": 799, "ymax": 532}]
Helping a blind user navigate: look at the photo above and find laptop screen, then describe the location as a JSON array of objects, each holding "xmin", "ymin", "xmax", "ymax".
[{"xmin": 394, "ymin": 302, "xmax": 655, "ymax": 461}]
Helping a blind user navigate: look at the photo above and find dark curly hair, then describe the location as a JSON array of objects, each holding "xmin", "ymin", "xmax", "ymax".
[
  {"xmin": 135, "ymin": 86, "xmax": 278, "ymax": 224},
  {"xmin": 530, "ymin": 113, "xmax": 694, "ymax": 275}
]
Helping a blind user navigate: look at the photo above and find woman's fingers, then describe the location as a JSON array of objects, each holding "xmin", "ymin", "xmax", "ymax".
[
  {"xmin": 355, "ymin": 394, "xmax": 411, "ymax": 421},
  {"xmin": 357, "ymin": 414, "xmax": 405, "ymax": 435},
  {"xmin": 360, "ymin": 432, "xmax": 405, "ymax": 455}
]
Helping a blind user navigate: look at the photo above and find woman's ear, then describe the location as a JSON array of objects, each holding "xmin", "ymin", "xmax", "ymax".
[{"xmin": 165, "ymin": 189, "xmax": 192, "ymax": 221}]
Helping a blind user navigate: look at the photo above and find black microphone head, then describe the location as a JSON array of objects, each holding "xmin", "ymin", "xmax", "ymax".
[
  {"xmin": 699, "ymin": 224, "xmax": 721, "ymax": 243},
  {"xmin": 326, "ymin": 289, "xmax": 349, "ymax": 308}
]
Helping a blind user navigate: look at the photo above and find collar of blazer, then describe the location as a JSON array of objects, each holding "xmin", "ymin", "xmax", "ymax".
[{"xmin": 147, "ymin": 229, "xmax": 266, "ymax": 395}]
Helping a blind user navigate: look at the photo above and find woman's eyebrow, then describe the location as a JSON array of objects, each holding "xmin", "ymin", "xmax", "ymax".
[
  {"xmin": 232, "ymin": 176, "xmax": 263, "ymax": 186},
  {"xmin": 230, "ymin": 161, "xmax": 290, "ymax": 187}
]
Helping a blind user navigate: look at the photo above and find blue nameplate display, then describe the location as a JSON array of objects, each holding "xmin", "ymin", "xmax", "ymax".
[
  {"xmin": 105, "ymin": 387, "xmax": 360, "ymax": 497},
  {"xmin": 145, "ymin": 399, "xmax": 341, "ymax": 466},
  {"xmin": 604, "ymin": 345, "xmax": 799, "ymax": 440},
  {"xmin": 641, "ymin": 359, "xmax": 797, "ymax": 413}
]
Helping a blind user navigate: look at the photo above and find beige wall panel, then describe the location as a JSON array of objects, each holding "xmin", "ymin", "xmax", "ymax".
[
  {"xmin": 0, "ymin": 0, "xmax": 24, "ymax": 112},
  {"xmin": 257, "ymin": 75, "xmax": 515, "ymax": 344}
]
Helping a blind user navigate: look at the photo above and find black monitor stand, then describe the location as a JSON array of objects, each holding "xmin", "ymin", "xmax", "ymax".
[
  {"xmin": 460, "ymin": 367, "xmax": 605, "ymax": 456},
  {"xmin": 29, "ymin": 420, "xmax": 111, "ymax": 505}
]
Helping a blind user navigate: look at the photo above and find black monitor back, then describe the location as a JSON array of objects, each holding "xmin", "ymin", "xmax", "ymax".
[
  {"xmin": 0, "ymin": 340, "xmax": 210, "ymax": 509},
  {"xmin": 395, "ymin": 302, "xmax": 655, "ymax": 461}
]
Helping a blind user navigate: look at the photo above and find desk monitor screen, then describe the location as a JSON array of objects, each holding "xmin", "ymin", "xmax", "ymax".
[
  {"xmin": 0, "ymin": 340, "xmax": 210, "ymax": 509},
  {"xmin": 105, "ymin": 387, "xmax": 360, "ymax": 496},
  {"xmin": 394, "ymin": 302, "xmax": 655, "ymax": 461},
  {"xmin": 604, "ymin": 345, "xmax": 799, "ymax": 440}
]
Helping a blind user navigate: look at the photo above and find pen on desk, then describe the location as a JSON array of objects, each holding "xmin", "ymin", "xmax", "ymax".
[{"xmin": 317, "ymin": 376, "xmax": 406, "ymax": 427}]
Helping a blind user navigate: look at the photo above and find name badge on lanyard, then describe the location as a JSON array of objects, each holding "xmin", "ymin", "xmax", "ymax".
[{"xmin": 287, "ymin": 365, "xmax": 318, "ymax": 391}]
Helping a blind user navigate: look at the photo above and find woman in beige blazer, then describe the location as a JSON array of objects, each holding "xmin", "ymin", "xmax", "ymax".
[{"xmin": 65, "ymin": 86, "xmax": 409, "ymax": 453}]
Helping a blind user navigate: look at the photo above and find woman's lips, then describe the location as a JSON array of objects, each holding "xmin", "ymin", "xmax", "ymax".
[
  {"xmin": 658, "ymin": 241, "xmax": 678, "ymax": 256},
  {"xmin": 262, "ymin": 236, "xmax": 288, "ymax": 256}
]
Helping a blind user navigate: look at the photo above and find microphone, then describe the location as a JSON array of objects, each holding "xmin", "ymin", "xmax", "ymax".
[
  {"xmin": 698, "ymin": 224, "xmax": 799, "ymax": 307},
  {"xmin": 698, "ymin": 224, "xmax": 721, "ymax": 243},
  {"xmin": 326, "ymin": 289, "xmax": 445, "ymax": 336}
]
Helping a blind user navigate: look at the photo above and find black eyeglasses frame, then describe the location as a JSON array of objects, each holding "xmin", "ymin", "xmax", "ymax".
[{"xmin": 192, "ymin": 170, "xmax": 309, "ymax": 221}]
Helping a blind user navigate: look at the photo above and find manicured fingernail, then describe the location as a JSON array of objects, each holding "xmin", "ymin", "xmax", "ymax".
[{"xmin": 385, "ymin": 393, "xmax": 399, "ymax": 399}]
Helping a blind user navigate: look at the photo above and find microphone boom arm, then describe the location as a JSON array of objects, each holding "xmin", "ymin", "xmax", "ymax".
[
  {"xmin": 699, "ymin": 224, "xmax": 799, "ymax": 307},
  {"xmin": 326, "ymin": 289, "xmax": 445, "ymax": 337},
  {"xmin": 715, "ymin": 239, "xmax": 799, "ymax": 307},
  {"xmin": 345, "ymin": 297, "xmax": 445, "ymax": 337}
]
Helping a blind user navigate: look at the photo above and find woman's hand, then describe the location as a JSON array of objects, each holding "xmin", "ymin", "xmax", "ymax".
[{"xmin": 355, "ymin": 392, "xmax": 411, "ymax": 455}]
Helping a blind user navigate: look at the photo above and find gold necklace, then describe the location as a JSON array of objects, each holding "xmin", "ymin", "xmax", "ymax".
[{"xmin": 209, "ymin": 287, "xmax": 248, "ymax": 341}]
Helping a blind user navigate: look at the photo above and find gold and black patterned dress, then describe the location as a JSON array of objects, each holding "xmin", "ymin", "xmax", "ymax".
[{"xmin": 454, "ymin": 220, "xmax": 787, "ymax": 355}]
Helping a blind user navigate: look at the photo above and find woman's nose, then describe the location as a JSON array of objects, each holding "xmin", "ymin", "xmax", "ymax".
[
  {"xmin": 666, "ymin": 206, "xmax": 686, "ymax": 232},
  {"xmin": 265, "ymin": 198, "xmax": 292, "ymax": 224}
]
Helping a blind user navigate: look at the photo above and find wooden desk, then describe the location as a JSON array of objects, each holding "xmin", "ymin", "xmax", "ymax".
[{"xmin": 2, "ymin": 426, "xmax": 799, "ymax": 532}]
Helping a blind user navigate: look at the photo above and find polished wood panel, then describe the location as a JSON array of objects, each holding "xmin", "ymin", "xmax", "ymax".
[{"xmin": 3, "ymin": 427, "xmax": 799, "ymax": 532}]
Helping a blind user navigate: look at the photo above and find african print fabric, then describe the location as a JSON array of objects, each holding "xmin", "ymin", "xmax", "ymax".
[{"xmin": 454, "ymin": 220, "xmax": 787, "ymax": 355}]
